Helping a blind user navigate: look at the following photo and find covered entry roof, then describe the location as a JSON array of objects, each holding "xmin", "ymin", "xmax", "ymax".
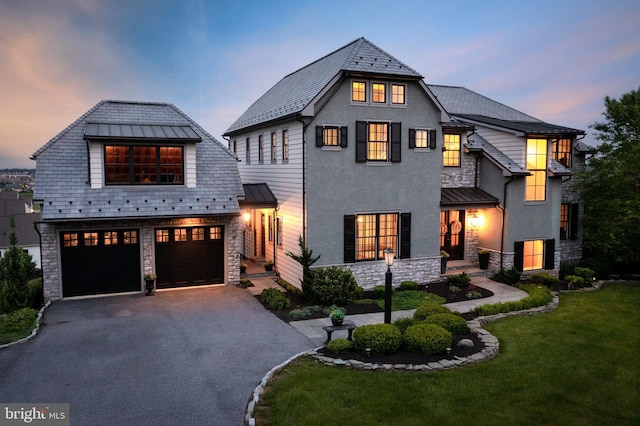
[
  {"xmin": 441, "ymin": 187, "xmax": 499, "ymax": 208},
  {"xmin": 240, "ymin": 183, "xmax": 278, "ymax": 208}
]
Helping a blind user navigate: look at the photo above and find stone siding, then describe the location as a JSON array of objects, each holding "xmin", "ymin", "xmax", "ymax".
[{"xmin": 441, "ymin": 153, "xmax": 477, "ymax": 188}]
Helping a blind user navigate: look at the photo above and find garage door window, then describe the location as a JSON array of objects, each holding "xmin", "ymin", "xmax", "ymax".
[
  {"xmin": 174, "ymin": 229, "xmax": 187, "ymax": 242},
  {"xmin": 84, "ymin": 232, "xmax": 99, "ymax": 246},
  {"xmin": 104, "ymin": 231, "xmax": 118, "ymax": 245},
  {"xmin": 63, "ymin": 233, "xmax": 78, "ymax": 247},
  {"xmin": 156, "ymin": 229, "xmax": 169, "ymax": 243},
  {"xmin": 210, "ymin": 227, "xmax": 222, "ymax": 240},
  {"xmin": 192, "ymin": 228, "xmax": 205, "ymax": 241},
  {"xmin": 124, "ymin": 230, "xmax": 137, "ymax": 244}
]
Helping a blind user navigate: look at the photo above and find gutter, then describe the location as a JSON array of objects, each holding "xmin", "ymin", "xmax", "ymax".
[{"xmin": 295, "ymin": 114, "xmax": 309, "ymax": 243}]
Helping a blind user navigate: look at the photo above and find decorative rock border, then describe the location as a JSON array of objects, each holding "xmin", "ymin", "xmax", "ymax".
[{"xmin": 0, "ymin": 301, "xmax": 51, "ymax": 350}]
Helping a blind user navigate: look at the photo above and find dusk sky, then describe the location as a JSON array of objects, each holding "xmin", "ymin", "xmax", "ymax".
[{"xmin": 1, "ymin": 0, "xmax": 638, "ymax": 168}]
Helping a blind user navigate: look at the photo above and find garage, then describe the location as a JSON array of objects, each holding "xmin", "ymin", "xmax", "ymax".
[
  {"xmin": 154, "ymin": 226, "xmax": 225, "ymax": 288},
  {"xmin": 60, "ymin": 229, "xmax": 141, "ymax": 297}
]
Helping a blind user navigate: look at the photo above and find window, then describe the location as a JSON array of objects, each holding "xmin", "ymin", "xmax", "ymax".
[
  {"xmin": 192, "ymin": 227, "xmax": 204, "ymax": 241},
  {"xmin": 316, "ymin": 126, "xmax": 347, "ymax": 148},
  {"xmin": 275, "ymin": 217, "xmax": 282, "ymax": 246},
  {"xmin": 156, "ymin": 229, "xmax": 169, "ymax": 243},
  {"xmin": 105, "ymin": 145, "xmax": 183, "ymax": 185},
  {"xmin": 368, "ymin": 123, "xmax": 389, "ymax": 160},
  {"xmin": 443, "ymin": 134, "xmax": 461, "ymax": 166},
  {"xmin": 246, "ymin": 137, "xmax": 251, "ymax": 163},
  {"xmin": 174, "ymin": 228, "xmax": 187, "ymax": 242},
  {"xmin": 526, "ymin": 138, "xmax": 547, "ymax": 201},
  {"xmin": 258, "ymin": 135, "xmax": 264, "ymax": 162},
  {"xmin": 552, "ymin": 138, "xmax": 572, "ymax": 167},
  {"xmin": 356, "ymin": 121, "xmax": 400, "ymax": 163},
  {"xmin": 271, "ymin": 132, "xmax": 277, "ymax": 161},
  {"xmin": 560, "ymin": 203, "xmax": 579, "ymax": 240},
  {"xmin": 84, "ymin": 232, "xmax": 98, "ymax": 246},
  {"xmin": 352, "ymin": 81, "xmax": 366, "ymax": 102},
  {"xmin": 210, "ymin": 227, "xmax": 222, "ymax": 240},
  {"xmin": 355, "ymin": 213, "xmax": 398, "ymax": 261},
  {"xmin": 522, "ymin": 240, "xmax": 544, "ymax": 271},
  {"xmin": 62, "ymin": 233, "xmax": 78, "ymax": 247},
  {"xmin": 409, "ymin": 129, "xmax": 437, "ymax": 150},
  {"xmin": 268, "ymin": 215, "xmax": 273, "ymax": 242},
  {"xmin": 104, "ymin": 231, "xmax": 118, "ymax": 245},
  {"xmin": 415, "ymin": 130, "xmax": 428, "ymax": 148},
  {"xmin": 324, "ymin": 127, "xmax": 339, "ymax": 146},
  {"xmin": 391, "ymin": 84, "xmax": 405, "ymax": 105},
  {"xmin": 282, "ymin": 130, "xmax": 289, "ymax": 160},
  {"xmin": 123, "ymin": 230, "xmax": 137, "ymax": 244},
  {"xmin": 372, "ymin": 83, "xmax": 386, "ymax": 103},
  {"xmin": 232, "ymin": 140, "xmax": 237, "ymax": 155}
]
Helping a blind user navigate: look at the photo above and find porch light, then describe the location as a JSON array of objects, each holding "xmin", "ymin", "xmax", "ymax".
[
  {"xmin": 243, "ymin": 212, "xmax": 251, "ymax": 223},
  {"xmin": 383, "ymin": 247, "xmax": 395, "ymax": 324},
  {"xmin": 468, "ymin": 212, "xmax": 484, "ymax": 230}
]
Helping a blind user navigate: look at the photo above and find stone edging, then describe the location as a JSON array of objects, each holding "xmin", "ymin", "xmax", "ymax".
[
  {"xmin": 245, "ymin": 294, "xmax": 561, "ymax": 425},
  {"xmin": 0, "ymin": 301, "xmax": 51, "ymax": 350}
]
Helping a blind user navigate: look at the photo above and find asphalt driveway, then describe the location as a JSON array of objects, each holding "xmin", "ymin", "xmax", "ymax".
[{"xmin": 0, "ymin": 286, "xmax": 315, "ymax": 425}]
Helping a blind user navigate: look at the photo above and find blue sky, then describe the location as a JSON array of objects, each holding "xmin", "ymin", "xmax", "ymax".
[{"xmin": 1, "ymin": 0, "xmax": 639, "ymax": 168}]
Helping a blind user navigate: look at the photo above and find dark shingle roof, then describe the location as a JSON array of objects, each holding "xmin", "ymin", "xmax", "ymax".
[
  {"xmin": 225, "ymin": 37, "xmax": 422, "ymax": 134},
  {"xmin": 240, "ymin": 183, "xmax": 277, "ymax": 207},
  {"xmin": 32, "ymin": 100, "xmax": 243, "ymax": 221},
  {"xmin": 0, "ymin": 212, "xmax": 42, "ymax": 248},
  {"xmin": 441, "ymin": 187, "xmax": 499, "ymax": 207},
  {"xmin": 456, "ymin": 114, "xmax": 584, "ymax": 136}
]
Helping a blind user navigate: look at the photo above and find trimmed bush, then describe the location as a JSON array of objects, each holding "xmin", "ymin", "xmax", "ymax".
[
  {"xmin": 288, "ymin": 307, "xmax": 312, "ymax": 320},
  {"xmin": 403, "ymin": 323, "xmax": 452, "ymax": 356},
  {"xmin": 449, "ymin": 285, "xmax": 461, "ymax": 293},
  {"xmin": 446, "ymin": 272, "xmax": 470, "ymax": 287},
  {"xmin": 413, "ymin": 303, "xmax": 451, "ymax": 321},
  {"xmin": 492, "ymin": 267, "xmax": 522, "ymax": 285},
  {"xmin": 26, "ymin": 278, "xmax": 43, "ymax": 309},
  {"xmin": 310, "ymin": 266, "xmax": 359, "ymax": 305},
  {"xmin": 373, "ymin": 285, "xmax": 389, "ymax": 299},
  {"xmin": 472, "ymin": 284, "xmax": 552, "ymax": 316},
  {"xmin": 565, "ymin": 275, "xmax": 585, "ymax": 289},
  {"xmin": 353, "ymin": 324, "xmax": 402, "ymax": 356},
  {"xmin": 399, "ymin": 281, "xmax": 419, "ymax": 291},
  {"xmin": 466, "ymin": 290, "xmax": 483, "ymax": 299},
  {"xmin": 393, "ymin": 317, "xmax": 419, "ymax": 334},
  {"xmin": 326, "ymin": 338, "xmax": 354, "ymax": 354},
  {"xmin": 573, "ymin": 267, "xmax": 594, "ymax": 283},
  {"xmin": 423, "ymin": 313, "xmax": 469, "ymax": 334},
  {"xmin": 531, "ymin": 272, "xmax": 559, "ymax": 289},
  {"xmin": 260, "ymin": 288, "xmax": 290, "ymax": 310}
]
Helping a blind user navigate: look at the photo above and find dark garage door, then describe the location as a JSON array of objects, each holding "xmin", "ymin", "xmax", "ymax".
[
  {"xmin": 154, "ymin": 226, "xmax": 225, "ymax": 288},
  {"xmin": 60, "ymin": 230, "xmax": 141, "ymax": 297}
]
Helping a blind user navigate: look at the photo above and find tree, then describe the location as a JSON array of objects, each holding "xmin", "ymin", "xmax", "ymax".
[
  {"xmin": 0, "ymin": 216, "xmax": 40, "ymax": 313},
  {"xmin": 579, "ymin": 87, "xmax": 640, "ymax": 264},
  {"xmin": 286, "ymin": 236, "xmax": 320, "ymax": 299}
]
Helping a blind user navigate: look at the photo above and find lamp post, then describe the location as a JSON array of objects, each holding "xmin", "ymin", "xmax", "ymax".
[{"xmin": 383, "ymin": 247, "xmax": 395, "ymax": 324}]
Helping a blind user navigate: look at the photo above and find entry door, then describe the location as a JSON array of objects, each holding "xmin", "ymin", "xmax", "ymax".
[{"xmin": 440, "ymin": 210, "xmax": 465, "ymax": 260}]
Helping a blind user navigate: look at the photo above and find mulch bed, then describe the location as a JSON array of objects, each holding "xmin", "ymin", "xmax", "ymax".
[{"xmin": 256, "ymin": 280, "xmax": 494, "ymax": 323}]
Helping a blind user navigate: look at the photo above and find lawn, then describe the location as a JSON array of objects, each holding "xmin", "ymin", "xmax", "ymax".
[{"xmin": 254, "ymin": 283, "xmax": 640, "ymax": 425}]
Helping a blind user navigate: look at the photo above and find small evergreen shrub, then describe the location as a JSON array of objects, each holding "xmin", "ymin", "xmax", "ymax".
[
  {"xmin": 260, "ymin": 288, "xmax": 290, "ymax": 310},
  {"xmin": 353, "ymin": 324, "xmax": 402, "ymax": 356},
  {"xmin": 413, "ymin": 303, "xmax": 451, "ymax": 321},
  {"xmin": 0, "ymin": 307, "xmax": 38, "ymax": 344},
  {"xmin": 326, "ymin": 338, "xmax": 354, "ymax": 354},
  {"xmin": 449, "ymin": 285, "xmax": 461, "ymax": 293},
  {"xmin": 531, "ymin": 272, "xmax": 559, "ymax": 289},
  {"xmin": 393, "ymin": 317, "xmax": 418, "ymax": 334},
  {"xmin": 399, "ymin": 281, "xmax": 419, "ymax": 291},
  {"xmin": 26, "ymin": 278, "xmax": 43, "ymax": 309},
  {"xmin": 492, "ymin": 267, "xmax": 522, "ymax": 285},
  {"xmin": 465, "ymin": 290, "xmax": 483, "ymax": 299},
  {"xmin": 573, "ymin": 267, "xmax": 594, "ymax": 283},
  {"xmin": 403, "ymin": 323, "xmax": 452, "ymax": 356},
  {"xmin": 565, "ymin": 275, "xmax": 585, "ymax": 289},
  {"xmin": 373, "ymin": 285, "xmax": 389, "ymax": 299},
  {"xmin": 423, "ymin": 313, "xmax": 469, "ymax": 334},
  {"xmin": 353, "ymin": 285, "xmax": 365, "ymax": 300},
  {"xmin": 288, "ymin": 307, "xmax": 312, "ymax": 320},
  {"xmin": 446, "ymin": 272, "xmax": 471, "ymax": 287},
  {"xmin": 310, "ymin": 266, "xmax": 359, "ymax": 305}
]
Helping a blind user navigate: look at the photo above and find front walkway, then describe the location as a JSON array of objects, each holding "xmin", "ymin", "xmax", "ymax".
[{"xmin": 289, "ymin": 276, "xmax": 528, "ymax": 346}]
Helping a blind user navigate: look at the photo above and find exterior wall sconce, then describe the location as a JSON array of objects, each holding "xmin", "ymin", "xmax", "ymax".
[
  {"xmin": 468, "ymin": 211, "xmax": 483, "ymax": 230},
  {"xmin": 243, "ymin": 212, "xmax": 251, "ymax": 223},
  {"xmin": 383, "ymin": 247, "xmax": 395, "ymax": 324}
]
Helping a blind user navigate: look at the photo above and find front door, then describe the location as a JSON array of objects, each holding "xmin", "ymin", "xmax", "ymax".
[{"xmin": 440, "ymin": 210, "xmax": 465, "ymax": 260}]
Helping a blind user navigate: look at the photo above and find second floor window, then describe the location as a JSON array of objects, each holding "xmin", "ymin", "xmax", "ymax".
[
  {"xmin": 526, "ymin": 138, "xmax": 547, "ymax": 201},
  {"xmin": 443, "ymin": 134, "xmax": 461, "ymax": 167},
  {"xmin": 552, "ymin": 138, "xmax": 572, "ymax": 167},
  {"xmin": 258, "ymin": 135, "xmax": 264, "ymax": 162},
  {"xmin": 271, "ymin": 132, "xmax": 277, "ymax": 161},
  {"xmin": 352, "ymin": 81, "xmax": 366, "ymax": 102},
  {"xmin": 392, "ymin": 84, "xmax": 405, "ymax": 105},
  {"xmin": 282, "ymin": 130, "xmax": 289, "ymax": 160},
  {"xmin": 415, "ymin": 129, "xmax": 428, "ymax": 148},
  {"xmin": 372, "ymin": 83, "xmax": 386, "ymax": 103},
  {"xmin": 105, "ymin": 145, "xmax": 183, "ymax": 185},
  {"xmin": 324, "ymin": 127, "xmax": 339, "ymax": 146},
  {"xmin": 368, "ymin": 123, "xmax": 388, "ymax": 160},
  {"xmin": 246, "ymin": 137, "xmax": 250, "ymax": 163}
]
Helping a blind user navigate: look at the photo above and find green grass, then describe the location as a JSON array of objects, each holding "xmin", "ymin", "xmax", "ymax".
[
  {"xmin": 254, "ymin": 283, "xmax": 640, "ymax": 425},
  {"xmin": 374, "ymin": 290, "xmax": 445, "ymax": 311},
  {"xmin": 0, "ymin": 307, "xmax": 38, "ymax": 344}
]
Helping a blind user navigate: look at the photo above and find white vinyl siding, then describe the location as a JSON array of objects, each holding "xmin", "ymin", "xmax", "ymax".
[{"xmin": 474, "ymin": 126, "xmax": 525, "ymax": 167}]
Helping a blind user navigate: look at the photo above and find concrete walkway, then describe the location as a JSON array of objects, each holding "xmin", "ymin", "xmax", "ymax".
[{"xmin": 289, "ymin": 276, "xmax": 528, "ymax": 346}]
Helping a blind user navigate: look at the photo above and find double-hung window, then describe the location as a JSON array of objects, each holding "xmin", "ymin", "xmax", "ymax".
[
  {"xmin": 282, "ymin": 130, "xmax": 289, "ymax": 160},
  {"xmin": 104, "ymin": 145, "xmax": 183, "ymax": 185},
  {"xmin": 258, "ymin": 135, "xmax": 264, "ymax": 162},
  {"xmin": 271, "ymin": 132, "xmax": 277, "ymax": 161},
  {"xmin": 372, "ymin": 83, "xmax": 386, "ymax": 103},
  {"xmin": 391, "ymin": 84, "xmax": 405, "ymax": 105},
  {"xmin": 352, "ymin": 81, "xmax": 366, "ymax": 102},
  {"xmin": 316, "ymin": 125, "xmax": 347, "ymax": 148},
  {"xmin": 552, "ymin": 138, "xmax": 572, "ymax": 167},
  {"xmin": 409, "ymin": 128, "xmax": 437, "ymax": 149},
  {"xmin": 355, "ymin": 121, "xmax": 401, "ymax": 162},
  {"xmin": 368, "ymin": 123, "xmax": 388, "ymax": 160},
  {"xmin": 355, "ymin": 213, "xmax": 398, "ymax": 261},
  {"xmin": 526, "ymin": 138, "xmax": 548, "ymax": 201},
  {"xmin": 443, "ymin": 134, "xmax": 461, "ymax": 166}
]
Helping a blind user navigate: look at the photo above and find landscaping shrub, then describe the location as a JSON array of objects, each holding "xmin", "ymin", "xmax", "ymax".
[
  {"xmin": 491, "ymin": 267, "xmax": 522, "ymax": 285},
  {"xmin": 289, "ymin": 307, "xmax": 312, "ymax": 320},
  {"xmin": 465, "ymin": 290, "xmax": 483, "ymax": 299},
  {"xmin": 26, "ymin": 278, "xmax": 43, "ymax": 309},
  {"xmin": 449, "ymin": 285, "xmax": 461, "ymax": 293},
  {"xmin": 531, "ymin": 272, "xmax": 559, "ymax": 289},
  {"xmin": 393, "ymin": 317, "xmax": 418, "ymax": 334},
  {"xmin": 399, "ymin": 281, "xmax": 419, "ymax": 291},
  {"xmin": 0, "ymin": 307, "xmax": 38, "ymax": 344},
  {"xmin": 373, "ymin": 285, "xmax": 388, "ymax": 299},
  {"xmin": 472, "ymin": 283, "xmax": 552, "ymax": 316},
  {"xmin": 375, "ymin": 290, "xmax": 444, "ymax": 311},
  {"xmin": 275, "ymin": 277, "xmax": 303, "ymax": 295},
  {"xmin": 446, "ymin": 272, "xmax": 470, "ymax": 287},
  {"xmin": 565, "ymin": 275, "xmax": 585, "ymax": 289},
  {"xmin": 353, "ymin": 324, "xmax": 402, "ymax": 356},
  {"xmin": 260, "ymin": 288, "xmax": 290, "ymax": 310},
  {"xmin": 423, "ymin": 313, "xmax": 469, "ymax": 334},
  {"xmin": 413, "ymin": 302, "xmax": 451, "ymax": 321},
  {"xmin": 403, "ymin": 323, "xmax": 452, "ymax": 356},
  {"xmin": 326, "ymin": 338, "xmax": 354, "ymax": 354},
  {"xmin": 310, "ymin": 266, "xmax": 359, "ymax": 305},
  {"xmin": 573, "ymin": 267, "xmax": 595, "ymax": 283}
]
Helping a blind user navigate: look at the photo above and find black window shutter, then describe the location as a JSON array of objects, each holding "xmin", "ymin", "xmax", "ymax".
[
  {"xmin": 544, "ymin": 239, "xmax": 555, "ymax": 270},
  {"xmin": 340, "ymin": 126, "xmax": 348, "ymax": 148},
  {"xmin": 514, "ymin": 241, "xmax": 524, "ymax": 271},
  {"xmin": 400, "ymin": 213, "xmax": 411, "ymax": 259},
  {"xmin": 344, "ymin": 215, "xmax": 356, "ymax": 263},
  {"xmin": 429, "ymin": 129, "xmax": 437, "ymax": 149},
  {"xmin": 390, "ymin": 122, "xmax": 401, "ymax": 162},
  {"xmin": 408, "ymin": 129, "xmax": 416, "ymax": 149},
  {"xmin": 315, "ymin": 126, "xmax": 323, "ymax": 147},
  {"xmin": 356, "ymin": 121, "xmax": 367, "ymax": 162},
  {"xmin": 569, "ymin": 203, "xmax": 579, "ymax": 240}
]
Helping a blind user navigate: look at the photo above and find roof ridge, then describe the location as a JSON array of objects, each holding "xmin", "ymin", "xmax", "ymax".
[
  {"xmin": 279, "ymin": 38, "xmax": 362, "ymax": 80},
  {"xmin": 346, "ymin": 38, "xmax": 423, "ymax": 77}
]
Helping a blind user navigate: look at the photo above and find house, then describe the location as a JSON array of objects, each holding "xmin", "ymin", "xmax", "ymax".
[
  {"xmin": 0, "ymin": 191, "xmax": 42, "ymax": 268},
  {"xmin": 31, "ymin": 100, "xmax": 244, "ymax": 300},
  {"xmin": 225, "ymin": 37, "xmax": 585, "ymax": 289}
]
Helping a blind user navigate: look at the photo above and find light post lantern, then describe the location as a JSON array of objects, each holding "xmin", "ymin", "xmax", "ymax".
[{"xmin": 383, "ymin": 247, "xmax": 395, "ymax": 324}]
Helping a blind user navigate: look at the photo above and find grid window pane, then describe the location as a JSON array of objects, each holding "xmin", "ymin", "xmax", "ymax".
[
  {"xmin": 124, "ymin": 230, "xmax": 137, "ymax": 244},
  {"xmin": 377, "ymin": 214, "xmax": 398, "ymax": 259},
  {"xmin": 104, "ymin": 231, "xmax": 118, "ymax": 245},
  {"xmin": 552, "ymin": 138, "xmax": 572, "ymax": 167},
  {"xmin": 324, "ymin": 128, "xmax": 339, "ymax": 146},
  {"xmin": 282, "ymin": 130, "xmax": 289, "ymax": 160},
  {"xmin": 210, "ymin": 227, "xmax": 222, "ymax": 240},
  {"xmin": 271, "ymin": 133, "xmax": 277, "ymax": 160},
  {"xmin": 63, "ymin": 233, "xmax": 78, "ymax": 247},
  {"xmin": 526, "ymin": 170, "xmax": 547, "ymax": 201},
  {"xmin": 84, "ymin": 232, "xmax": 98, "ymax": 246},
  {"xmin": 368, "ymin": 123, "xmax": 388, "ymax": 161},
  {"xmin": 372, "ymin": 83, "xmax": 386, "ymax": 103},
  {"xmin": 259, "ymin": 135, "xmax": 264, "ymax": 161},
  {"xmin": 416, "ymin": 130, "xmax": 428, "ymax": 148},
  {"xmin": 527, "ymin": 138, "xmax": 547, "ymax": 170},
  {"xmin": 105, "ymin": 146, "xmax": 130, "ymax": 183},
  {"xmin": 523, "ymin": 240, "xmax": 544, "ymax": 271},
  {"xmin": 133, "ymin": 146, "xmax": 157, "ymax": 183},
  {"xmin": 443, "ymin": 134, "xmax": 460, "ymax": 166},
  {"xmin": 356, "ymin": 215, "xmax": 376, "ymax": 261},
  {"xmin": 156, "ymin": 229, "xmax": 169, "ymax": 243},
  {"xmin": 392, "ymin": 84, "xmax": 405, "ymax": 104},
  {"xmin": 356, "ymin": 213, "xmax": 398, "ymax": 261},
  {"xmin": 174, "ymin": 229, "xmax": 187, "ymax": 242},
  {"xmin": 159, "ymin": 146, "xmax": 183, "ymax": 183},
  {"xmin": 352, "ymin": 81, "xmax": 366, "ymax": 102},
  {"xmin": 192, "ymin": 227, "xmax": 204, "ymax": 241},
  {"xmin": 560, "ymin": 203, "xmax": 569, "ymax": 240}
]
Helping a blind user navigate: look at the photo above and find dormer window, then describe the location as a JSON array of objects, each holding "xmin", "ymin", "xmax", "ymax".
[
  {"xmin": 352, "ymin": 81, "xmax": 366, "ymax": 102},
  {"xmin": 372, "ymin": 83, "xmax": 386, "ymax": 103},
  {"xmin": 104, "ymin": 145, "xmax": 184, "ymax": 185}
]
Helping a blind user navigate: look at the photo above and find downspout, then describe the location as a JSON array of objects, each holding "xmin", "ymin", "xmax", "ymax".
[
  {"xmin": 499, "ymin": 177, "xmax": 516, "ymax": 269},
  {"xmin": 295, "ymin": 115, "xmax": 308, "ymax": 243},
  {"xmin": 33, "ymin": 221, "xmax": 44, "ymax": 288}
]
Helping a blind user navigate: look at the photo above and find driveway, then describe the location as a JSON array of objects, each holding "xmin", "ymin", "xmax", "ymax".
[{"xmin": 0, "ymin": 286, "xmax": 315, "ymax": 425}]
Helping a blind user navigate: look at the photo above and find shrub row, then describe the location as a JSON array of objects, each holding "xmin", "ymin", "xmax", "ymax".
[{"xmin": 471, "ymin": 284, "xmax": 552, "ymax": 316}]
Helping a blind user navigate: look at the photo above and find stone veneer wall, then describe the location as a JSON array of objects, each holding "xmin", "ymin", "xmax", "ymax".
[
  {"xmin": 318, "ymin": 257, "xmax": 442, "ymax": 290},
  {"xmin": 441, "ymin": 152, "xmax": 477, "ymax": 188},
  {"xmin": 560, "ymin": 151, "xmax": 586, "ymax": 263},
  {"xmin": 39, "ymin": 216, "xmax": 241, "ymax": 301}
]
